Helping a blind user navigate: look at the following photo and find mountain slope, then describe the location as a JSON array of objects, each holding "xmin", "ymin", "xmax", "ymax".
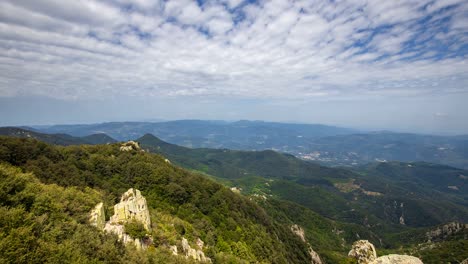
[
  {"xmin": 0, "ymin": 163, "xmax": 194, "ymax": 264},
  {"xmin": 0, "ymin": 127, "xmax": 116, "ymax": 146},
  {"xmin": 138, "ymin": 134, "xmax": 468, "ymax": 230},
  {"xmin": 0, "ymin": 136, "xmax": 318, "ymax": 263}
]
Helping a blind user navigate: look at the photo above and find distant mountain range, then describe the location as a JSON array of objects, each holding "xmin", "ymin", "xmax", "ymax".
[
  {"xmin": 0, "ymin": 127, "xmax": 116, "ymax": 145},
  {"xmin": 28, "ymin": 120, "xmax": 468, "ymax": 169}
]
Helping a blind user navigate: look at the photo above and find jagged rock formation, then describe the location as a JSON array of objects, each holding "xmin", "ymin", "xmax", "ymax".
[
  {"xmin": 109, "ymin": 188, "xmax": 151, "ymax": 230},
  {"xmin": 291, "ymin": 224, "xmax": 322, "ymax": 264},
  {"xmin": 425, "ymin": 221, "xmax": 467, "ymax": 242},
  {"xmin": 181, "ymin": 237, "xmax": 210, "ymax": 262},
  {"xmin": 90, "ymin": 188, "xmax": 151, "ymax": 250},
  {"xmin": 349, "ymin": 240, "xmax": 422, "ymax": 264},
  {"xmin": 120, "ymin": 141, "xmax": 141, "ymax": 152}
]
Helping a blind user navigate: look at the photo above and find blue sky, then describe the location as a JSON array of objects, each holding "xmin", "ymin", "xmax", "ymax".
[{"xmin": 0, "ymin": 0, "xmax": 467, "ymax": 134}]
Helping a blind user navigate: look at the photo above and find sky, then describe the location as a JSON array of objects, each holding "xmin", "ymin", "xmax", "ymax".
[{"xmin": 0, "ymin": 0, "xmax": 467, "ymax": 134}]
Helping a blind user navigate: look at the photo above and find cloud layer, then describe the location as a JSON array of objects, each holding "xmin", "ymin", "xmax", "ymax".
[{"xmin": 0, "ymin": 0, "xmax": 467, "ymax": 101}]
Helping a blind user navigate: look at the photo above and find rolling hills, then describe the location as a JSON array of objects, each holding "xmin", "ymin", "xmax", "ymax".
[
  {"xmin": 31, "ymin": 120, "xmax": 468, "ymax": 169},
  {"xmin": 0, "ymin": 127, "xmax": 116, "ymax": 146},
  {"xmin": 137, "ymin": 134, "xmax": 468, "ymax": 230}
]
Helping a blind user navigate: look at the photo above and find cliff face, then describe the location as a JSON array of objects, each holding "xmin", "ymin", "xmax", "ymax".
[
  {"xmin": 109, "ymin": 188, "xmax": 151, "ymax": 230},
  {"xmin": 90, "ymin": 188, "xmax": 151, "ymax": 250}
]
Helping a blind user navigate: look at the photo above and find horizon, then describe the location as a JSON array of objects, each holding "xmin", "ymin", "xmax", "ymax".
[
  {"xmin": 3, "ymin": 118, "xmax": 467, "ymax": 137},
  {"xmin": 0, "ymin": 0, "xmax": 467, "ymax": 134}
]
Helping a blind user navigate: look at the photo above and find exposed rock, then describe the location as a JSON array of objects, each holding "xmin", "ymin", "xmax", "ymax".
[
  {"xmin": 164, "ymin": 158, "xmax": 171, "ymax": 164},
  {"xmin": 372, "ymin": 255, "xmax": 423, "ymax": 264},
  {"xmin": 308, "ymin": 247, "xmax": 322, "ymax": 264},
  {"xmin": 196, "ymin": 237, "xmax": 204, "ymax": 249},
  {"xmin": 90, "ymin": 188, "xmax": 151, "ymax": 250},
  {"xmin": 89, "ymin": 202, "xmax": 105, "ymax": 230},
  {"xmin": 104, "ymin": 222, "xmax": 147, "ymax": 250},
  {"xmin": 399, "ymin": 216, "xmax": 405, "ymax": 225},
  {"xmin": 170, "ymin": 245, "xmax": 178, "ymax": 255},
  {"xmin": 181, "ymin": 237, "xmax": 210, "ymax": 262},
  {"xmin": 230, "ymin": 187, "xmax": 242, "ymax": 193},
  {"xmin": 425, "ymin": 221, "xmax": 467, "ymax": 242},
  {"xmin": 349, "ymin": 240, "xmax": 377, "ymax": 263},
  {"xmin": 110, "ymin": 188, "xmax": 151, "ymax": 230},
  {"xmin": 349, "ymin": 240, "xmax": 422, "ymax": 264},
  {"xmin": 120, "ymin": 141, "xmax": 141, "ymax": 152},
  {"xmin": 291, "ymin": 224, "xmax": 306, "ymax": 242},
  {"xmin": 291, "ymin": 224, "xmax": 322, "ymax": 264}
]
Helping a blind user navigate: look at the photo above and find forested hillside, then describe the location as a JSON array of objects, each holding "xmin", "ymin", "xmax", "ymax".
[
  {"xmin": 138, "ymin": 134, "xmax": 468, "ymax": 228},
  {"xmin": 0, "ymin": 136, "xmax": 319, "ymax": 263},
  {"xmin": 0, "ymin": 136, "xmax": 466, "ymax": 263}
]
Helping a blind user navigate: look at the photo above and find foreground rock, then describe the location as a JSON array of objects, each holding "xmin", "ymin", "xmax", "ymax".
[
  {"xmin": 90, "ymin": 188, "xmax": 151, "ymax": 250},
  {"xmin": 349, "ymin": 240, "xmax": 422, "ymax": 264}
]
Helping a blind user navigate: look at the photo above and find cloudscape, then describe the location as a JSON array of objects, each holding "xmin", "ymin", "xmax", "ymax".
[{"xmin": 0, "ymin": 0, "xmax": 467, "ymax": 134}]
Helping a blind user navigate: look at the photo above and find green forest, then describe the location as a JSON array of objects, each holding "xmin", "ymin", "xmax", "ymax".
[{"xmin": 0, "ymin": 136, "xmax": 466, "ymax": 263}]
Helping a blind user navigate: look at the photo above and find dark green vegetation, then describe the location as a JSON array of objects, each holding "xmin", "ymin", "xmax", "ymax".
[
  {"xmin": 32, "ymin": 120, "xmax": 468, "ymax": 169},
  {"xmin": 0, "ymin": 136, "xmax": 317, "ymax": 263},
  {"xmin": 0, "ymin": 163, "xmax": 193, "ymax": 264},
  {"xmin": 0, "ymin": 127, "xmax": 116, "ymax": 146},
  {"xmin": 138, "ymin": 134, "xmax": 468, "ymax": 262},
  {"xmin": 139, "ymin": 134, "xmax": 468, "ymax": 227}
]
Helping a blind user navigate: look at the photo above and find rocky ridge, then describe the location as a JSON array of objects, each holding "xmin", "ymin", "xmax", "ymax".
[
  {"xmin": 90, "ymin": 188, "xmax": 151, "ymax": 250},
  {"xmin": 425, "ymin": 221, "xmax": 467, "ymax": 242}
]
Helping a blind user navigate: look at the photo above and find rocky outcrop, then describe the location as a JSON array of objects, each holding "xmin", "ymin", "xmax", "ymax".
[
  {"xmin": 291, "ymin": 224, "xmax": 306, "ymax": 242},
  {"xmin": 90, "ymin": 188, "xmax": 151, "ymax": 250},
  {"xmin": 120, "ymin": 141, "xmax": 141, "ymax": 152},
  {"xmin": 425, "ymin": 221, "xmax": 467, "ymax": 242},
  {"xmin": 89, "ymin": 202, "xmax": 105, "ymax": 230},
  {"xmin": 109, "ymin": 188, "xmax": 151, "ymax": 230},
  {"xmin": 308, "ymin": 247, "xmax": 322, "ymax": 264},
  {"xmin": 291, "ymin": 224, "xmax": 322, "ymax": 264},
  {"xmin": 349, "ymin": 240, "xmax": 377, "ymax": 263},
  {"xmin": 181, "ymin": 237, "xmax": 210, "ymax": 262},
  {"xmin": 349, "ymin": 240, "xmax": 422, "ymax": 264}
]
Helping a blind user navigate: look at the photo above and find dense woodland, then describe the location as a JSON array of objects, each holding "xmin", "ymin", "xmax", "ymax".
[{"xmin": 0, "ymin": 137, "xmax": 315, "ymax": 263}]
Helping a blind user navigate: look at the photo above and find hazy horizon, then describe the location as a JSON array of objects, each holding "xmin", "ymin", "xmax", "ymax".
[{"xmin": 1, "ymin": 0, "xmax": 467, "ymax": 135}]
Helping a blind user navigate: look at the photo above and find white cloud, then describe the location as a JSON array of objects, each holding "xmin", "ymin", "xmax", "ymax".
[{"xmin": 0, "ymin": 0, "xmax": 466, "ymax": 102}]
